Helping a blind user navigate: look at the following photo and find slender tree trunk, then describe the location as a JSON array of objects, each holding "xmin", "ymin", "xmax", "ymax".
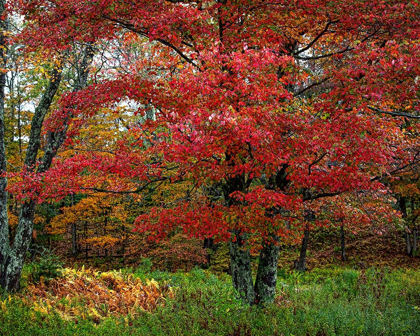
[
  {"xmin": 1, "ymin": 45, "xmax": 94, "ymax": 292},
  {"xmin": 399, "ymin": 197, "xmax": 414, "ymax": 256},
  {"xmin": 203, "ymin": 237, "xmax": 214, "ymax": 249},
  {"xmin": 121, "ymin": 224, "xmax": 126, "ymax": 255},
  {"xmin": 70, "ymin": 194, "xmax": 78, "ymax": 256},
  {"xmin": 71, "ymin": 223, "xmax": 78, "ymax": 256},
  {"xmin": 340, "ymin": 222, "xmax": 347, "ymax": 261},
  {"xmin": 0, "ymin": 0, "xmax": 10, "ymax": 289},
  {"xmin": 254, "ymin": 238, "xmax": 280, "ymax": 305},
  {"xmin": 295, "ymin": 210, "xmax": 315, "ymax": 271},
  {"xmin": 203, "ymin": 237, "xmax": 214, "ymax": 263},
  {"xmin": 104, "ymin": 213, "xmax": 108, "ymax": 257},
  {"xmin": 405, "ymin": 231, "xmax": 412, "ymax": 255},
  {"xmin": 17, "ymin": 102, "xmax": 22, "ymax": 156},
  {"xmin": 85, "ymin": 221, "xmax": 88, "ymax": 260},
  {"xmin": 229, "ymin": 232, "xmax": 255, "ymax": 305},
  {"xmin": 0, "ymin": 64, "xmax": 62, "ymax": 291},
  {"xmin": 295, "ymin": 226, "xmax": 310, "ymax": 271},
  {"xmin": 413, "ymin": 229, "xmax": 417, "ymax": 255}
]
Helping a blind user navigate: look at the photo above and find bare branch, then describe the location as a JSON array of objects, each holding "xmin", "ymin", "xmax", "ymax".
[
  {"xmin": 368, "ymin": 106, "xmax": 420, "ymax": 120},
  {"xmin": 294, "ymin": 77, "xmax": 331, "ymax": 96},
  {"xmin": 294, "ymin": 19, "xmax": 339, "ymax": 56}
]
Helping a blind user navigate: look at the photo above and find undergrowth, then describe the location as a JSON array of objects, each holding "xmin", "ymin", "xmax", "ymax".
[{"xmin": 0, "ymin": 266, "xmax": 418, "ymax": 336}]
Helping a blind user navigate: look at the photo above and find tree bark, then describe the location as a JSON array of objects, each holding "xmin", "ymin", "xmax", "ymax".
[
  {"xmin": 340, "ymin": 222, "xmax": 347, "ymax": 261},
  {"xmin": 254, "ymin": 238, "xmax": 280, "ymax": 305},
  {"xmin": 1, "ymin": 199, "xmax": 37, "ymax": 291},
  {"xmin": 229, "ymin": 232, "xmax": 255, "ymax": 305}
]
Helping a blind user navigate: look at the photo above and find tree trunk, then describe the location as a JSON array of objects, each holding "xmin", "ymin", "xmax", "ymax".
[
  {"xmin": 254, "ymin": 238, "xmax": 280, "ymax": 305},
  {"xmin": 405, "ymin": 230, "xmax": 412, "ymax": 256},
  {"xmin": 70, "ymin": 194, "xmax": 78, "ymax": 256},
  {"xmin": 398, "ymin": 196, "xmax": 414, "ymax": 256},
  {"xmin": 104, "ymin": 213, "xmax": 108, "ymax": 257},
  {"xmin": 71, "ymin": 222, "xmax": 78, "ymax": 256},
  {"xmin": 121, "ymin": 224, "xmax": 126, "ymax": 255},
  {"xmin": 229, "ymin": 232, "xmax": 255, "ymax": 305},
  {"xmin": 340, "ymin": 223, "xmax": 347, "ymax": 261},
  {"xmin": 0, "ymin": 44, "xmax": 94, "ymax": 292},
  {"xmin": 203, "ymin": 237, "xmax": 214, "ymax": 263},
  {"xmin": 1, "ymin": 200, "xmax": 36, "ymax": 291},
  {"xmin": 295, "ymin": 210, "xmax": 315, "ymax": 271},
  {"xmin": 0, "ymin": 0, "xmax": 10, "ymax": 290},
  {"xmin": 413, "ymin": 229, "xmax": 418, "ymax": 255},
  {"xmin": 295, "ymin": 227, "xmax": 309, "ymax": 271},
  {"xmin": 0, "ymin": 66, "xmax": 62, "ymax": 291},
  {"xmin": 84, "ymin": 221, "xmax": 88, "ymax": 260}
]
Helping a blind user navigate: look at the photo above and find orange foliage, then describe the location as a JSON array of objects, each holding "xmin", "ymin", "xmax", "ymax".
[{"xmin": 21, "ymin": 268, "xmax": 173, "ymax": 323}]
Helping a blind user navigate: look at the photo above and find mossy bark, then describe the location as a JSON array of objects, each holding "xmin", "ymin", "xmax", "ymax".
[
  {"xmin": 254, "ymin": 239, "xmax": 280, "ymax": 304},
  {"xmin": 1, "ymin": 200, "xmax": 36, "ymax": 291},
  {"xmin": 229, "ymin": 233, "xmax": 255, "ymax": 305}
]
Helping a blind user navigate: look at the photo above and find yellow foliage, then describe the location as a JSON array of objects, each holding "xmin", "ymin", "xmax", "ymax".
[
  {"xmin": 8, "ymin": 211, "xmax": 18, "ymax": 229},
  {"xmin": 84, "ymin": 236, "xmax": 120, "ymax": 248}
]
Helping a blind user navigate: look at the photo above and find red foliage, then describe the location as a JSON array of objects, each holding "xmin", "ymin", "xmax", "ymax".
[{"xmin": 11, "ymin": 1, "xmax": 420, "ymax": 246}]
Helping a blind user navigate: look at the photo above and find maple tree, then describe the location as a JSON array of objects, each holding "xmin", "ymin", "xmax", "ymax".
[{"xmin": 0, "ymin": 0, "xmax": 418, "ymax": 306}]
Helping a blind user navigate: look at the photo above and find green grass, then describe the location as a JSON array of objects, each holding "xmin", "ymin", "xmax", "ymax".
[{"xmin": 0, "ymin": 267, "xmax": 419, "ymax": 336}]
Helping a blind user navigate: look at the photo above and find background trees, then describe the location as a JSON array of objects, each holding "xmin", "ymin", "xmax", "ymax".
[{"xmin": 0, "ymin": 7, "xmax": 96, "ymax": 290}]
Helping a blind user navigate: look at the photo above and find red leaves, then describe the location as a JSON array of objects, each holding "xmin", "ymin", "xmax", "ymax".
[{"xmin": 9, "ymin": 0, "xmax": 419, "ymax": 249}]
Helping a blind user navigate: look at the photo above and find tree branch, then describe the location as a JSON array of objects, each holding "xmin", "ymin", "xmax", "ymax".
[
  {"xmin": 303, "ymin": 191, "xmax": 341, "ymax": 201},
  {"xmin": 293, "ymin": 19, "xmax": 339, "ymax": 56},
  {"xmin": 368, "ymin": 106, "xmax": 420, "ymax": 119},
  {"xmin": 294, "ymin": 77, "xmax": 331, "ymax": 96}
]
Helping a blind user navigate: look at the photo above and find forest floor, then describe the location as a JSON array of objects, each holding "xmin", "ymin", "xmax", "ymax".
[
  {"xmin": 50, "ymin": 226, "xmax": 420, "ymax": 273},
  {"xmin": 279, "ymin": 227, "xmax": 420, "ymax": 270},
  {"xmin": 0, "ymin": 228, "xmax": 419, "ymax": 336}
]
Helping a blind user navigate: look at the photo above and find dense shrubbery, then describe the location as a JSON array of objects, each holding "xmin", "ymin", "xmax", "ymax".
[{"xmin": 1, "ymin": 267, "xmax": 418, "ymax": 336}]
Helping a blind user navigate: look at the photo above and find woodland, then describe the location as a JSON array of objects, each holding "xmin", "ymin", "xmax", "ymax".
[{"xmin": 0, "ymin": 0, "xmax": 419, "ymax": 335}]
